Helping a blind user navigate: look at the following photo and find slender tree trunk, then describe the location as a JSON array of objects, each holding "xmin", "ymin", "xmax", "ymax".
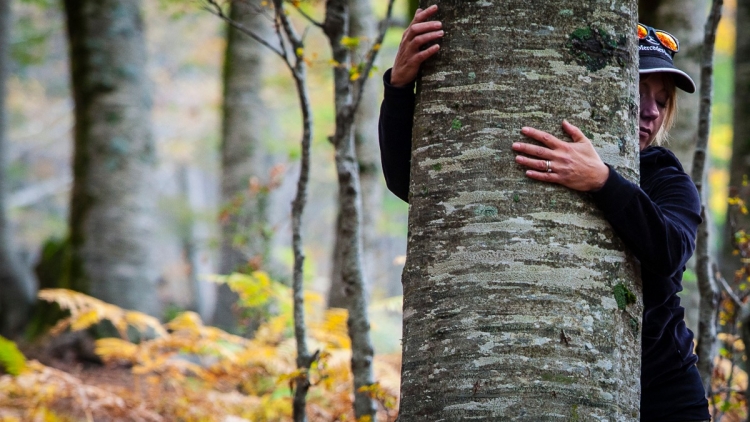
[
  {"xmin": 328, "ymin": 0, "xmax": 383, "ymax": 309},
  {"xmin": 63, "ymin": 0, "xmax": 160, "ymax": 315},
  {"xmin": 176, "ymin": 164, "xmax": 202, "ymax": 313},
  {"xmin": 399, "ymin": 1, "xmax": 641, "ymax": 419},
  {"xmin": 214, "ymin": 0, "xmax": 271, "ymax": 331},
  {"xmin": 690, "ymin": 0, "xmax": 723, "ymax": 394},
  {"xmin": 639, "ymin": 0, "xmax": 707, "ymax": 168},
  {"xmin": 324, "ymin": 1, "xmax": 377, "ymax": 419},
  {"xmin": 0, "ymin": 0, "xmax": 35, "ymax": 337}
]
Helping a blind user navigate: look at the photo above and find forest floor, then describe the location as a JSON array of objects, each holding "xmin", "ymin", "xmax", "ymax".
[{"xmin": 5, "ymin": 334, "xmax": 402, "ymax": 422}]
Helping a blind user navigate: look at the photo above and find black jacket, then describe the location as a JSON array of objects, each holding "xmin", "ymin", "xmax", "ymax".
[{"xmin": 378, "ymin": 68, "xmax": 709, "ymax": 421}]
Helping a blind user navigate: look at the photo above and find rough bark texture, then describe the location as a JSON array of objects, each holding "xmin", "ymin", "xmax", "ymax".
[
  {"xmin": 328, "ymin": 0, "xmax": 383, "ymax": 309},
  {"xmin": 214, "ymin": 0, "xmax": 270, "ymax": 331},
  {"xmin": 0, "ymin": 0, "xmax": 35, "ymax": 337},
  {"xmin": 690, "ymin": 0, "xmax": 723, "ymax": 394},
  {"xmin": 639, "ymin": 0, "xmax": 707, "ymax": 168},
  {"xmin": 63, "ymin": 0, "xmax": 160, "ymax": 315},
  {"xmin": 399, "ymin": 1, "xmax": 642, "ymax": 419},
  {"xmin": 323, "ymin": 0, "xmax": 377, "ymax": 419},
  {"xmin": 723, "ymin": 0, "xmax": 750, "ymax": 282}
]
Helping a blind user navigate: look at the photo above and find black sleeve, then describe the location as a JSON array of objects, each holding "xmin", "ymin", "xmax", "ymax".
[
  {"xmin": 589, "ymin": 165, "xmax": 702, "ymax": 278},
  {"xmin": 378, "ymin": 68, "xmax": 416, "ymax": 203}
]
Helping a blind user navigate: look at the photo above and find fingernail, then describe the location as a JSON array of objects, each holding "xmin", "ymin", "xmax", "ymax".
[
  {"xmin": 512, "ymin": 142, "xmax": 520, "ymax": 149},
  {"xmin": 438, "ymin": 30, "xmax": 444, "ymax": 35},
  {"xmin": 521, "ymin": 127, "xmax": 529, "ymax": 134}
]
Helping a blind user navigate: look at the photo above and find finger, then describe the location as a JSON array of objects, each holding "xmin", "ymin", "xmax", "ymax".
[
  {"xmin": 562, "ymin": 120, "xmax": 589, "ymax": 143},
  {"xmin": 412, "ymin": 4, "xmax": 438, "ymax": 24},
  {"xmin": 512, "ymin": 142, "xmax": 552, "ymax": 159},
  {"xmin": 404, "ymin": 21, "xmax": 443, "ymax": 43},
  {"xmin": 411, "ymin": 30, "xmax": 444, "ymax": 50},
  {"xmin": 515, "ymin": 155, "xmax": 551, "ymax": 172},
  {"xmin": 412, "ymin": 44, "xmax": 440, "ymax": 62},
  {"xmin": 520, "ymin": 127, "xmax": 564, "ymax": 149},
  {"xmin": 524, "ymin": 170, "xmax": 563, "ymax": 184},
  {"xmin": 410, "ymin": 21, "xmax": 443, "ymax": 36}
]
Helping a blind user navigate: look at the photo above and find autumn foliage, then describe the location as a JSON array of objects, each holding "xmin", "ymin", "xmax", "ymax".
[{"xmin": 0, "ymin": 272, "xmax": 399, "ymax": 421}]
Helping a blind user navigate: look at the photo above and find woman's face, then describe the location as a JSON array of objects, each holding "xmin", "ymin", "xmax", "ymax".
[{"xmin": 639, "ymin": 74, "xmax": 670, "ymax": 150}]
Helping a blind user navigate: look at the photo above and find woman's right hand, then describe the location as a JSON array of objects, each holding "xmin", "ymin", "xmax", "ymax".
[{"xmin": 390, "ymin": 5, "xmax": 444, "ymax": 87}]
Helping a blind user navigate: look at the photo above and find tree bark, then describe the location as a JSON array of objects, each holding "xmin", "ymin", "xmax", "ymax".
[
  {"xmin": 690, "ymin": 0, "xmax": 723, "ymax": 394},
  {"xmin": 0, "ymin": 0, "xmax": 35, "ymax": 337},
  {"xmin": 214, "ymin": 0, "xmax": 271, "ymax": 331},
  {"xmin": 722, "ymin": 0, "xmax": 750, "ymax": 284},
  {"xmin": 63, "ymin": 0, "xmax": 160, "ymax": 315},
  {"xmin": 638, "ymin": 0, "xmax": 707, "ymax": 168},
  {"xmin": 399, "ymin": 1, "xmax": 642, "ymax": 419},
  {"xmin": 328, "ymin": 0, "xmax": 383, "ymax": 309}
]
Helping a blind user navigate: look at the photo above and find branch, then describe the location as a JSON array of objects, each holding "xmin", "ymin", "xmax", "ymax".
[
  {"xmin": 714, "ymin": 263, "xmax": 742, "ymax": 307},
  {"xmin": 352, "ymin": 0, "xmax": 396, "ymax": 113},
  {"xmin": 202, "ymin": 0, "xmax": 286, "ymax": 59},
  {"xmin": 274, "ymin": 0, "xmax": 303, "ymax": 51},
  {"xmin": 292, "ymin": 3, "xmax": 324, "ymax": 28}
]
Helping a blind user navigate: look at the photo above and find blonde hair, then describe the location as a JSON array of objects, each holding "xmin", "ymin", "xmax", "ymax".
[{"xmin": 649, "ymin": 74, "xmax": 678, "ymax": 146}]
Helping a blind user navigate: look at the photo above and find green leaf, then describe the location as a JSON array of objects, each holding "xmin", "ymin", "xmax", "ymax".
[{"xmin": 0, "ymin": 335, "xmax": 27, "ymax": 376}]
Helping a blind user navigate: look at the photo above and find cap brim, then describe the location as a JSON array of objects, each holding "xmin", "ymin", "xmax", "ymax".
[{"xmin": 640, "ymin": 68, "xmax": 696, "ymax": 94}]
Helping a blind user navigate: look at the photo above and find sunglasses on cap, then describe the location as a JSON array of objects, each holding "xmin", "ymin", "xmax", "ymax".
[{"xmin": 638, "ymin": 23, "xmax": 680, "ymax": 53}]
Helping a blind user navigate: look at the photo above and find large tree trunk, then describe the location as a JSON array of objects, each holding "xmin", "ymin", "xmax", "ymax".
[
  {"xmin": 63, "ymin": 0, "xmax": 160, "ymax": 316},
  {"xmin": 723, "ymin": 0, "xmax": 750, "ymax": 282},
  {"xmin": 213, "ymin": 0, "xmax": 270, "ymax": 331},
  {"xmin": 328, "ymin": 0, "xmax": 383, "ymax": 308},
  {"xmin": 0, "ymin": 0, "xmax": 35, "ymax": 337},
  {"xmin": 399, "ymin": 1, "xmax": 641, "ymax": 419},
  {"xmin": 638, "ymin": 0, "xmax": 707, "ymax": 168}
]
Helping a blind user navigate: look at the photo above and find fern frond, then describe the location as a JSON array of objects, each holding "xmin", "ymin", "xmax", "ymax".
[
  {"xmin": 38, "ymin": 289, "xmax": 167, "ymax": 338},
  {"xmin": 94, "ymin": 338, "xmax": 139, "ymax": 364}
]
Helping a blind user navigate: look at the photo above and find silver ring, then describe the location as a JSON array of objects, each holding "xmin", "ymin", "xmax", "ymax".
[{"xmin": 546, "ymin": 160, "xmax": 552, "ymax": 173}]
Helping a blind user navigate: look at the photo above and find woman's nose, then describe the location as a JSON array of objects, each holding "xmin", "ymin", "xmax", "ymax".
[{"xmin": 640, "ymin": 97, "xmax": 659, "ymax": 121}]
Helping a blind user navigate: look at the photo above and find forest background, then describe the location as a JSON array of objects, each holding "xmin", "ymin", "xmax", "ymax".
[{"xmin": 0, "ymin": 0, "xmax": 745, "ymax": 420}]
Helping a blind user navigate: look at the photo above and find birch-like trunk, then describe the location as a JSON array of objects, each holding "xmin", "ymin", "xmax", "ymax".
[
  {"xmin": 214, "ymin": 0, "xmax": 270, "ymax": 330},
  {"xmin": 639, "ymin": 0, "xmax": 707, "ymax": 168},
  {"xmin": 328, "ymin": 0, "xmax": 383, "ymax": 309},
  {"xmin": 399, "ymin": 1, "xmax": 641, "ymax": 419},
  {"xmin": 323, "ymin": 1, "xmax": 376, "ymax": 419},
  {"xmin": 63, "ymin": 0, "xmax": 160, "ymax": 315},
  {"xmin": 0, "ymin": 0, "xmax": 35, "ymax": 337}
]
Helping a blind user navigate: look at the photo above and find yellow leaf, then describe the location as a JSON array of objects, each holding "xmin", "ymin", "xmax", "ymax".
[
  {"xmin": 341, "ymin": 36, "xmax": 360, "ymax": 48},
  {"xmin": 372, "ymin": 43, "xmax": 381, "ymax": 52},
  {"xmin": 296, "ymin": 47, "xmax": 304, "ymax": 57}
]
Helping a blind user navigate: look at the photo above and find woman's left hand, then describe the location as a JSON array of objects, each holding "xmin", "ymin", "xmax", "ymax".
[{"xmin": 512, "ymin": 120, "xmax": 610, "ymax": 192}]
